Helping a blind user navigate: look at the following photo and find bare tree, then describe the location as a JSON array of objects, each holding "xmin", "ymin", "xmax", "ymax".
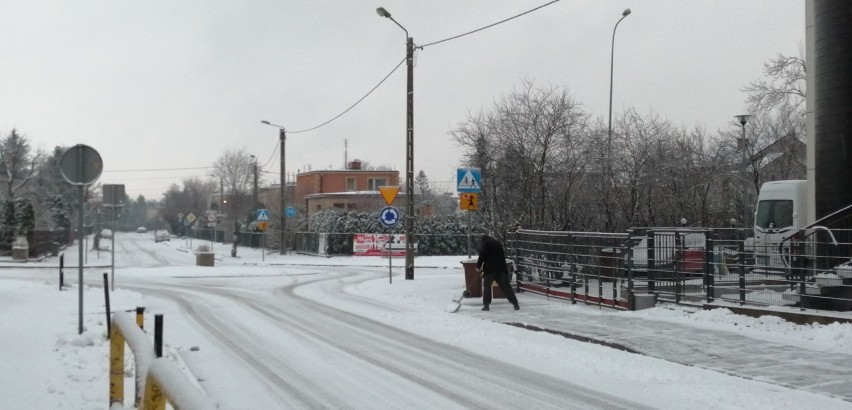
[
  {"xmin": 742, "ymin": 54, "xmax": 806, "ymax": 113},
  {"xmin": 212, "ymin": 148, "xmax": 255, "ymax": 221},
  {"xmin": 453, "ymin": 81, "xmax": 590, "ymax": 233}
]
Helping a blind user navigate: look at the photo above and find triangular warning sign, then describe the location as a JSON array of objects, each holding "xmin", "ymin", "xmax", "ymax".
[
  {"xmin": 457, "ymin": 170, "xmax": 480, "ymax": 191},
  {"xmin": 378, "ymin": 186, "xmax": 400, "ymax": 206}
]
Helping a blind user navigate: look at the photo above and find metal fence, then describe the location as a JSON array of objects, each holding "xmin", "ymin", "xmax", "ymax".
[
  {"xmin": 507, "ymin": 226, "xmax": 852, "ymax": 313},
  {"xmin": 506, "ymin": 230, "xmax": 632, "ymax": 309}
]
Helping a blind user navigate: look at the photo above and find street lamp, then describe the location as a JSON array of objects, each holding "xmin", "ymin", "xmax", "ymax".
[
  {"xmin": 735, "ymin": 114, "xmax": 752, "ymax": 226},
  {"xmin": 261, "ymin": 120, "xmax": 287, "ymax": 255},
  {"xmin": 377, "ymin": 6, "xmax": 416, "ymax": 280},
  {"xmin": 606, "ymin": 8, "xmax": 631, "ymax": 231}
]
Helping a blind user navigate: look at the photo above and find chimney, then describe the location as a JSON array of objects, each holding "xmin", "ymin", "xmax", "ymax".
[{"xmin": 348, "ymin": 160, "xmax": 362, "ymax": 170}]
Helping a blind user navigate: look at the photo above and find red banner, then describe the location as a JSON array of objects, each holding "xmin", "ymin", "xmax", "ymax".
[{"xmin": 352, "ymin": 233, "xmax": 408, "ymax": 256}]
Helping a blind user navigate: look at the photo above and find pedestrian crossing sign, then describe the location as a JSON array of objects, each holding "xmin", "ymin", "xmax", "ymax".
[
  {"xmin": 256, "ymin": 209, "xmax": 270, "ymax": 221},
  {"xmin": 456, "ymin": 168, "xmax": 481, "ymax": 193}
]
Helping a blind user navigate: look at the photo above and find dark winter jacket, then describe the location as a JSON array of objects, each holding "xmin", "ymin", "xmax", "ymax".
[{"xmin": 476, "ymin": 235, "xmax": 508, "ymax": 275}]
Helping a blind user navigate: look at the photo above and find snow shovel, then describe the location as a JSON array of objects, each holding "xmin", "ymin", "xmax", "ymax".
[{"xmin": 445, "ymin": 264, "xmax": 482, "ymax": 313}]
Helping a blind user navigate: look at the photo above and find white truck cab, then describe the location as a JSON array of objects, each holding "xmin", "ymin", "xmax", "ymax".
[{"xmin": 753, "ymin": 180, "xmax": 808, "ymax": 271}]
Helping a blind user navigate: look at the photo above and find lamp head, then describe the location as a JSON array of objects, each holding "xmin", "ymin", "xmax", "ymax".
[
  {"xmin": 376, "ymin": 7, "xmax": 391, "ymax": 18},
  {"xmin": 734, "ymin": 114, "xmax": 752, "ymax": 126},
  {"xmin": 261, "ymin": 120, "xmax": 271, "ymax": 125},
  {"xmin": 680, "ymin": 217, "xmax": 687, "ymax": 226},
  {"xmin": 622, "ymin": 8, "xmax": 631, "ymax": 16}
]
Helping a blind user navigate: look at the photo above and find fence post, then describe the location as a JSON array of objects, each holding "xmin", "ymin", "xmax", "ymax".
[
  {"xmin": 796, "ymin": 238, "xmax": 807, "ymax": 311},
  {"xmin": 627, "ymin": 231, "xmax": 635, "ymax": 310},
  {"xmin": 738, "ymin": 229, "xmax": 746, "ymax": 305},
  {"xmin": 647, "ymin": 230, "xmax": 656, "ymax": 294},
  {"xmin": 569, "ymin": 233, "xmax": 576, "ymax": 304},
  {"xmin": 706, "ymin": 234, "xmax": 715, "ymax": 303},
  {"xmin": 674, "ymin": 230, "xmax": 682, "ymax": 304}
]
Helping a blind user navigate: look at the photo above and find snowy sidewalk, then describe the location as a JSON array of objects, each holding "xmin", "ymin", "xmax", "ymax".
[{"xmin": 461, "ymin": 296, "xmax": 852, "ymax": 402}]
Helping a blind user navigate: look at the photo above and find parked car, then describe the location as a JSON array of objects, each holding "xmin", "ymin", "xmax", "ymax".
[
  {"xmin": 154, "ymin": 230, "xmax": 170, "ymax": 243},
  {"xmin": 136, "ymin": 227, "xmax": 147, "ymax": 233},
  {"xmin": 100, "ymin": 229, "xmax": 113, "ymax": 239}
]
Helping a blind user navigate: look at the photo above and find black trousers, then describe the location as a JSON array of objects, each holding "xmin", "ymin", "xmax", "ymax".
[{"xmin": 482, "ymin": 271, "xmax": 518, "ymax": 306}]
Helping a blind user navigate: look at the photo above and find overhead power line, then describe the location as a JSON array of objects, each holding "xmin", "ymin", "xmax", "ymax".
[
  {"xmin": 288, "ymin": 57, "xmax": 406, "ymax": 134},
  {"xmin": 267, "ymin": 2, "xmax": 558, "ymax": 135},
  {"xmin": 103, "ymin": 166, "xmax": 212, "ymax": 173},
  {"xmin": 418, "ymin": 0, "xmax": 561, "ymax": 49}
]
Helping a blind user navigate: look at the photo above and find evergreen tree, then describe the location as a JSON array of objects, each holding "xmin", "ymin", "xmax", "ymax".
[{"xmin": 14, "ymin": 198, "xmax": 34, "ymax": 236}]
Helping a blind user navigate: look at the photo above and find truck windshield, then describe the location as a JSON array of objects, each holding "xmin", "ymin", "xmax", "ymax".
[{"xmin": 755, "ymin": 200, "xmax": 794, "ymax": 229}]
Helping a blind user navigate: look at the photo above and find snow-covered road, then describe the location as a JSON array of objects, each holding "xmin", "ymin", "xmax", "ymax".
[
  {"xmin": 129, "ymin": 272, "xmax": 645, "ymax": 409},
  {"xmin": 3, "ymin": 231, "xmax": 851, "ymax": 409}
]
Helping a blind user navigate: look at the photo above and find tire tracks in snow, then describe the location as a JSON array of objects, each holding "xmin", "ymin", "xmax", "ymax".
[{"xmin": 132, "ymin": 269, "xmax": 648, "ymax": 409}]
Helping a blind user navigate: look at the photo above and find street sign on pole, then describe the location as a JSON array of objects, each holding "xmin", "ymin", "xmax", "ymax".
[
  {"xmin": 59, "ymin": 144, "xmax": 103, "ymax": 336},
  {"xmin": 456, "ymin": 168, "xmax": 482, "ymax": 193},
  {"xmin": 459, "ymin": 193, "xmax": 479, "ymax": 211},
  {"xmin": 256, "ymin": 209, "xmax": 270, "ymax": 221},
  {"xmin": 379, "ymin": 206, "xmax": 400, "ymax": 228},
  {"xmin": 285, "ymin": 206, "xmax": 297, "ymax": 218},
  {"xmin": 378, "ymin": 186, "xmax": 400, "ymax": 206}
]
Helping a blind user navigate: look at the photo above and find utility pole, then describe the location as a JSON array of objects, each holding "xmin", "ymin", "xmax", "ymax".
[
  {"xmin": 250, "ymin": 155, "xmax": 259, "ymax": 217},
  {"xmin": 280, "ymin": 128, "xmax": 286, "ymax": 254}
]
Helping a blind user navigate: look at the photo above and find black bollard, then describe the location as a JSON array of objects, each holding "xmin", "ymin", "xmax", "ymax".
[
  {"xmin": 59, "ymin": 253, "xmax": 64, "ymax": 291},
  {"xmin": 154, "ymin": 314, "xmax": 164, "ymax": 358},
  {"xmin": 103, "ymin": 273, "xmax": 111, "ymax": 337}
]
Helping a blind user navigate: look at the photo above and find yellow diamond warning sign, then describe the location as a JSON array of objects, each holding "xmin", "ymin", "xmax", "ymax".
[
  {"xmin": 459, "ymin": 193, "xmax": 478, "ymax": 211},
  {"xmin": 378, "ymin": 186, "xmax": 400, "ymax": 206}
]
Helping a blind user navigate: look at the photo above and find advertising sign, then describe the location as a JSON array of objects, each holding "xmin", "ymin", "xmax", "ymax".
[{"xmin": 352, "ymin": 233, "xmax": 408, "ymax": 256}]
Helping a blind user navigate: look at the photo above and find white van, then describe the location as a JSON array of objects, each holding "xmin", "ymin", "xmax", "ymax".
[{"xmin": 753, "ymin": 180, "xmax": 808, "ymax": 272}]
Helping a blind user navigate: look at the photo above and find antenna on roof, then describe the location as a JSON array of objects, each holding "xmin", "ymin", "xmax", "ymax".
[{"xmin": 344, "ymin": 139, "xmax": 348, "ymax": 170}]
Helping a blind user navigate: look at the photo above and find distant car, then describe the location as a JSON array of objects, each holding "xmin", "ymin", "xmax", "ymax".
[
  {"xmin": 154, "ymin": 230, "xmax": 170, "ymax": 243},
  {"xmin": 137, "ymin": 227, "xmax": 147, "ymax": 233},
  {"xmin": 100, "ymin": 229, "xmax": 113, "ymax": 238}
]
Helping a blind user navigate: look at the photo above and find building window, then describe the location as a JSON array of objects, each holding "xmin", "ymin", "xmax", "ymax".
[
  {"xmin": 333, "ymin": 203, "xmax": 345, "ymax": 209},
  {"xmin": 346, "ymin": 177, "xmax": 356, "ymax": 191},
  {"xmin": 316, "ymin": 204, "xmax": 322, "ymax": 211},
  {"xmin": 368, "ymin": 178, "xmax": 387, "ymax": 190}
]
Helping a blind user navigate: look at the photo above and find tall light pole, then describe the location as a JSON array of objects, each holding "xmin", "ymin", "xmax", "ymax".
[
  {"xmin": 377, "ymin": 6, "xmax": 415, "ymax": 280},
  {"xmin": 606, "ymin": 8, "xmax": 630, "ymax": 232},
  {"xmin": 261, "ymin": 120, "xmax": 287, "ymax": 255},
  {"xmin": 735, "ymin": 114, "xmax": 752, "ymax": 226},
  {"xmin": 249, "ymin": 154, "xmax": 259, "ymax": 214}
]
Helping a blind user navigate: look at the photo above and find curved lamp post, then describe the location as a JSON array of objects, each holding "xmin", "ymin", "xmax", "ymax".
[
  {"xmin": 377, "ymin": 6, "xmax": 416, "ymax": 280},
  {"xmin": 606, "ymin": 8, "xmax": 631, "ymax": 231},
  {"xmin": 261, "ymin": 120, "xmax": 287, "ymax": 255},
  {"xmin": 735, "ymin": 114, "xmax": 752, "ymax": 225}
]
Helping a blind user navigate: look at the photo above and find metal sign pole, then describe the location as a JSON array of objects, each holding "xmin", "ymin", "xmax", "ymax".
[
  {"xmin": 388, "ymin": 234, "xmax": 393, "ymax": 284},
  {"xmin": 78, "ymin": 184, "xmax": 85, "ymax": 335},
  {"xmin": 467, "ymin": 209, "xmax": 471, "ymax": 259},
  {"xmin": 111, "ymin": 189, "xmax": 116, "ymax": 291}
]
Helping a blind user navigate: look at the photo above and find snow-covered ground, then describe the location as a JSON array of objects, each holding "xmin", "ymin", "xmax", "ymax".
[{"xmin": 1, "ymin": 232, "xmax": 851, "ymax": 409}]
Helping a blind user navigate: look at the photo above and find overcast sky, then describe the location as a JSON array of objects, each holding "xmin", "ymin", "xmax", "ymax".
[{"xmin": 0, "ymin": 0, "xmax": 805, "ymax": 200}]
